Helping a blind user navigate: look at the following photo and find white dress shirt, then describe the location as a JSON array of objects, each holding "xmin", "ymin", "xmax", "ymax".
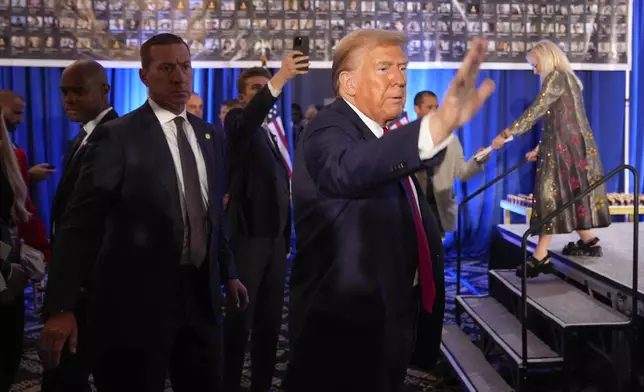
[
  {"xmin": 148, "ymin": 98, "xmax": 209, "ymax": 209},
  {"xmin": 343, "ymin": 99, "xmax": 453, "ymax": 285},
  {"xmin": 79, "ymin": 107, "xmax": 114, "ymax": 148}
]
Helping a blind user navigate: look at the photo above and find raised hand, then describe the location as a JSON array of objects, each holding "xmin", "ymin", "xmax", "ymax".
[
  {"xmin": 526, "ymin": 150, "xmax": 538, "ymax": 162},
  {"xmin": 271, "ymin": 51, "xmax": 310, "ymax": 91},
  {"xmin": 435, "ymin": 38, "xmax": 496, "ymax": 132}
]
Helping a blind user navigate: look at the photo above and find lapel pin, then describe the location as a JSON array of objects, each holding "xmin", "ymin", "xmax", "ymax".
[{"xmin": 205, "ymin": 133, "xmax": 211, "ymax": 140}]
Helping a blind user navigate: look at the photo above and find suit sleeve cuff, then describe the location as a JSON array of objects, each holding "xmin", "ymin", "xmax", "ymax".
[
  {"xmin": 418, "ymin": 114, "xmax": 453, "ymax": 160},
  {"xmin": 267, "ymin": 82, "xmax": 282, "ymax": 98}
]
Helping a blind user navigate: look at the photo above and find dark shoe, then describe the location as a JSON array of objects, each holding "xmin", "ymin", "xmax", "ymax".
[
  {"xmin": 516, "ymin": 255, "xmax": 554, "ymax": 278},
  {"xmin": 562, "ymin": 237, "xmax": 602, "ymax": 257}
]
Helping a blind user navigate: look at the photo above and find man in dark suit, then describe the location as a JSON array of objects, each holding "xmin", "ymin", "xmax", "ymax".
[
  {"xmin": 283, "ymin": 30, "xmax": 494, "ymax": 392},
  {"xmin": 223, "ymin": 53, "xmax": 308, "ymax": 392},
  {"xmin": 38, "ymin": 33, "xmax": 248, "ymax": 392},
  {"xmin": 41, "ymin": 60, "xmax": 118, "ymax": 392}
]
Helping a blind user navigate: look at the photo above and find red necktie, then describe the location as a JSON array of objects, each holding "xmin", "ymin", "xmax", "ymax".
[{"xmin": 383, "ymin": 127, "xmax": 436, "ymax": 313}]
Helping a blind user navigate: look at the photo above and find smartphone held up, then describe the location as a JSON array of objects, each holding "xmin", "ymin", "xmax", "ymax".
[{"xmin": 293, "ymin": 36, "xmax": 310, "ymax": 71}]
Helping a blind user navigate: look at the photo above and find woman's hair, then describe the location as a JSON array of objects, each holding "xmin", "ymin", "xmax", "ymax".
[
  {"xmin": 527, "ymin": 39, "xmax": 583, "ymax": 90},
  {"xmin": 0, "ymin": 111, "xmax": 29, "ymax": 223}
]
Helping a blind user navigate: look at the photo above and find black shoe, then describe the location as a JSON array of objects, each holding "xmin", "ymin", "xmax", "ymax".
[
  {"xmin": 516, "ymin": 255, "xmax": 554, "ymax": 278},
  {"xmin": 562, "ymin": 237, "xmax": 602, "ymax": 257}
]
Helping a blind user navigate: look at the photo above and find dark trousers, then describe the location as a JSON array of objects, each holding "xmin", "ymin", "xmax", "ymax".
[
  {"xmin": 283, "ymin": 308, "xmax": 416, "ymax": 392},
  {"xmin": 224, "ymin": 237, "xmax": 286, "ymax": 392},
  {"xmin": 92, "ymin": 267, "xmax": 223, "ymax": 392},
  {"xmin": 0, "ymin": 294, "xmax": 25, "ymax": 392},
  {"xmin": 41, "ymin": 295, "xmax": 91, "ymax": 392}
]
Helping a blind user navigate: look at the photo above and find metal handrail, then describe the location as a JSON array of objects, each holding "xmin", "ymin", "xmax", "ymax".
[
  {"xmin": 455, "ymin": 157, "xmax": 528, "ymax": 325},
  {"xmin": 519, "ymin": 165, "xmax": 639, "ymax": 386}
]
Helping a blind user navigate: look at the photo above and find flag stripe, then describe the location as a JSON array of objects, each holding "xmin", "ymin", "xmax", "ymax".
[{"xmin": 388, "ymin": 112, "xmax": 410, "ymax": 130}]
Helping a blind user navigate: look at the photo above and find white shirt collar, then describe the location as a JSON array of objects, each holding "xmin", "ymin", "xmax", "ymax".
[
  {"xmin": 342, "ymin": 98, "xmax": 385, "ymax": 138},
  {"xmin": 148, "ymin": 98, "xmax": 188, "ymax": 125},
  {"xmin": 83, "ymin": 107, "xmax": 113, "ymax": 136}
]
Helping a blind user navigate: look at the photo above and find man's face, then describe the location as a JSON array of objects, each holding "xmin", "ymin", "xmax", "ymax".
[
  {"xmin": 414, "ymin": 94, "xmax": 439, "ymax": 118},
  {"xmin": 187, "ymin": 93, "xmax": 203, "ymax": 118},
  {"xmin": 2, "ymin": 97, "xmax": 24, "ymax": 132},
  {"xmin": 140, "ymin": 43, "xmax": 193, "ymax": 113},
  {"xmin": 219, "ymin": 104, "xmax": 233, "ymax": 124},
  {"xmin": 60, "ymin": 69, "xmax": 108, "ymax": 123},
  {"xmin": 351, "ymin": 44, "xmax": 408, "ymax": 126},
  {"xmin": 239, "ymin": 76, "xmax": 269, "ymax": 103}
]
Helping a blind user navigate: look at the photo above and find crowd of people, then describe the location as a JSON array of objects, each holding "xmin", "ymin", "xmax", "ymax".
[{"xmin": 0, "ymin": 29, "xmax": 608, "ymax": 392}]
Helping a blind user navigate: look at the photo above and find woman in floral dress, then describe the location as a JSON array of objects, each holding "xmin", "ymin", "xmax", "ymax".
[{"xmin": 492, "ymin": 39, "xmax": 611, "ymax": 278}]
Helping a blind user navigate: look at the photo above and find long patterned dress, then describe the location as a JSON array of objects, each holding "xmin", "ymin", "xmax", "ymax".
[{"xmin": 509, "ymin": 70, "xmax": 611, "ymax": 235}]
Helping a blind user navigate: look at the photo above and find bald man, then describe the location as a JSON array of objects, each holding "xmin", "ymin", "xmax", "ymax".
[
  {"xmin": 187, "ymin": 92, "xmax": 203, "ymax": 118},
  {"xmin": 0, "ymin": 90, "xmax": 56, "ymax": 183},
  {"xmin": 40, "ymin": 60, "xmax": 118, "ymax": 392}
]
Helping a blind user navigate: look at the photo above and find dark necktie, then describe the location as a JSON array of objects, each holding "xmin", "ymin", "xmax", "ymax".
[
  {"xmin": 66, "ymin": 127, "xmax": 87, "ymax": 164},
  {"xmin": 173, "ymin": 117, "xmax": 207, "ymax": 267},
  {"xmin": 383, "ymin": 126, "xmax": 436, "ymax": 313}
]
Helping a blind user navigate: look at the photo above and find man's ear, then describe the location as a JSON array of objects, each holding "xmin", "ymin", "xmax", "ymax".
[
  {"xmin": 339, "ymin": 71, "xmax": 357, "ymax": 96},
  {"xmin": 139, "ymin": 68, "xmax": 149, "ymax": 87}
]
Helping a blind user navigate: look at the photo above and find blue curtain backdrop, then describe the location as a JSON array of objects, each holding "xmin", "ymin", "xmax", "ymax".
[
  {"xmin": 0, "ymin": 66, "xmax": 293, "ymax": 236},
  {"xmin": 629, "ymin": 0, "xmax": 644, "ymax": 194},
  {"xmin": 0, "ymin": 34, "xmax": 638, "ymax": 256}
]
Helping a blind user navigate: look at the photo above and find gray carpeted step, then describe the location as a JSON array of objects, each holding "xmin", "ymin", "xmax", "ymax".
[
  {"xmin": 490, "ymin": 269, "xmax": 630, "ymax": 328},
  {"xmin": 457, "ymin": 295, "xmax": 563, "ymax": 366},
  {"xmin": 441, "ymin": 324, "xmax": 515, "ymax": 392}
]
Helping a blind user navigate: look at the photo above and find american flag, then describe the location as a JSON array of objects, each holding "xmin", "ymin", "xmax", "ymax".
[
  {"xmin": 265, "ymin": 103, "xmax": 293, "ymax": 177},
  {"xmin": 387, "ymin": 112, "xmax": 410, "ymax": 130}
]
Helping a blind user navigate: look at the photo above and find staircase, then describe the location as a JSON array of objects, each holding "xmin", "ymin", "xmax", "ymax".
[{"xmin": 440, "ymin": 267, "xmax": 631, "ymax": 391}]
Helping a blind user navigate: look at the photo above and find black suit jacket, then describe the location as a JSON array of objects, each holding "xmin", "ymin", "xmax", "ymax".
[
  {"xmin": 43, "ymin": 103, "xmax": 236, "ymax": 341},
  {"xmin": 224, "ymin": 85, "xmax": 291, "ymax": 245},
  {"xmin": 50, "ymin": 109, "xmax": 119, "ymax": 244},
  {"xmin": 284, "ymin": 99, "xmax": 446, "ymax": 391}
]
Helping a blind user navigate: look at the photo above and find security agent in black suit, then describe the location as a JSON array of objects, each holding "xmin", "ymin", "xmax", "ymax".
[
  {"xmin": 223, "ymin": 53, "xmax": 308, "ymax": 392},
  {"xmin": 38, "ymin": 33, "xmax": 249, "ymax": 392},
  {"xmin": 41, "ymin": 60, "xmax": 118, "ymax": 392}
]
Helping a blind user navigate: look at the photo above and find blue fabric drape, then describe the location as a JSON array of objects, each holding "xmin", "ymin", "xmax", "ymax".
[
  {"xmin": 0, "ymin": 54, "xmax": 633, "ymax": 254},
  {"xmin": 0, "ymin": 67, "xmax": 294, "ymax": 235},
  {"xmin": 629, "ymin": 0, "xmax": 644, "ymax": 193}
]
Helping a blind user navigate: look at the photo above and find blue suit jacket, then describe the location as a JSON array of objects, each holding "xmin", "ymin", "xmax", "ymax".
[{"xmin": 285, "ymin": 98, "xmax": 447, "ymax": 392}]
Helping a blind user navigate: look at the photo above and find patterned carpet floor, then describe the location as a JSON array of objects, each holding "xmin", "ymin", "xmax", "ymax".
[{"xmin": 10, "ymin": 259, "xmax": 488, "ymax": 392}]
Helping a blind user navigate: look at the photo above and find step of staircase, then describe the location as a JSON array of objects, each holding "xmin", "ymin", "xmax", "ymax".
[
  {"xmin": 441, "ymin": 324, "xmax": 515, "ymax": 392},
  {"xmin": 490, "ymin": 269, "xmax": 630, "ymax": 328},
  {"xmin": 457, "ymin": 295, "xmax": 563, "ymax": 366}
]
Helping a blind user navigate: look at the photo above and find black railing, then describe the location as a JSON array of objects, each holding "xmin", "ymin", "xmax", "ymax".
[
  {"xmin": 519, "ymin": 165, "xmax": 639, "ymax": 384},
  {"xmin": 455, "ymin": 157, "xmax": 528, "ymax": 325}
]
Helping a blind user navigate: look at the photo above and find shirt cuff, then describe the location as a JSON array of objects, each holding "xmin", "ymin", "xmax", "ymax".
[
  {"xmin": 267, "ymin": 81, "xmax": 282, "ymax": 98},
  {"xmin": 418, "ymin": 114, "xmax": 453, "ymax": 161}
]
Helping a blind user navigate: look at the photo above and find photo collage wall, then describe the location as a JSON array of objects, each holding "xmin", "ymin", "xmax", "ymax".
[{"xmin": 0, "ymin": 0, "xmax": 630, "ymax": 68}]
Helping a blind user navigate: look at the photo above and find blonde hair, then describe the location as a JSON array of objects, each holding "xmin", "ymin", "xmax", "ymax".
[
  {"xmin": 331, "ymin": 29, "xmax": 408, "ymax": 96},
  {"xmin": 0, "ymin": 112, "xmax": 29, "ymax": 223},
  {"xmin": 528, "ymin": 39, "xmax": 582, "ymax": 90}
]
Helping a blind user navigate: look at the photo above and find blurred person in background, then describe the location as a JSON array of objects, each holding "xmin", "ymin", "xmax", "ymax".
[
  {"xmin": 223, "ymin": 53, "xmax": 308, "ymax": 392},
  {"xmin": 187, "ymin": 92, "xmax": 203, "ymax": 118},
  {"xmin": 0, "ymin": 106, "xmax": 33, "ymax": 392}
]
